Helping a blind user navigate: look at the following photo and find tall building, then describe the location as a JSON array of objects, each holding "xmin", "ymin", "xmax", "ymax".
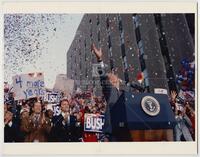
[{"xmin": 67, "ymin": 14, "xmax": 194, "ymax": 95}]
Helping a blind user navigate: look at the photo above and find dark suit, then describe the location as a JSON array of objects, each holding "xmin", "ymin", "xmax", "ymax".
[
  {"xmin": 4, "ymin": 120, "xmax": 18, "ymax": 142},
  {"xmin": 20, "ymin": 113, "xmax": 51, "ymax": 142},
  {"xmin": 98, "ymin": 61, "xmax": 123, "ymax": 140},
  {"xmin": 51, "ymin": 114, "xmax": 81, "ymax": 142}
]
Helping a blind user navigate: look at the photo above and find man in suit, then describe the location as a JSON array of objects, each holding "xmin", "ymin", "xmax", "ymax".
[
  {"xmin": 4, "ymin": 107, "xmax": 19, "ymax": 142},
  {"xmin": 91, "ymin": 43, "xmax": 123, "ymax": 141},
  {"xmin": 51, "ymin": 98, "xmax": 81, "ymax": 142},
  {"xmin": 20, "ymin": 101, "xmax": 51, "ymax": 142}
]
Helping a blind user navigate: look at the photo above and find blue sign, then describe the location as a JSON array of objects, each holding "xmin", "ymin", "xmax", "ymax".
[{"xmin": 84, "ymin": 114, "xmax": 105, "ymax": 133}]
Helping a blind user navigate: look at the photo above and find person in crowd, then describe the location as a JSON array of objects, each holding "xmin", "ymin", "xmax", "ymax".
[
  {"xmin": 4, "ymin": 103, "xmax": 8, "ymax": 115},
  {"xmin": 80, "ymin": 106, "xmax": 98, "ymax": 142},
  {"xmin": 170, "ymin": 90, "xmax": 177, "ymax": 112},
  {"xmin": 185, "ymin": 102, "xmax": 195, "ymax": 140},
  {"xmin": 45, "ymin": 104, "xmax": 54, "ymax": 123},
  {"xmin": 20, "ymin": 101, "xmax": 51, "ymax": 142},
  {"xmin": 18, "ymin": 107, "xmax": 30, "ymax": 142},
  {"xmin": 51, "ymin": 98, "xmax": 81, "ymax": 142},
  {"xmin": 4, "ymin": 108, "xmax": 18, "ymax": 142},
  {"xmin": 174, "ymin": 106, "xmax": 193, "ymax": 141},
  {"xmin": 45, "ymin": 104, "xmax": 55, "ymax": 142}
]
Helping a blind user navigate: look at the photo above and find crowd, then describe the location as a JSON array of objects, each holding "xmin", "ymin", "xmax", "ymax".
[
  {"xmin": 4, "ymin": 44, "xmax": 195, "ymax": 142},
  {"xmin": 170, "ymin": 58, "xmax": 195, "ymax": 141},
  {"xmin": 170, "ymin": 90, "xmax": 195, "ymax": 141},
  {"xmin": 4, "ymin": 90, "xmax": 108, "ymax": 142}
]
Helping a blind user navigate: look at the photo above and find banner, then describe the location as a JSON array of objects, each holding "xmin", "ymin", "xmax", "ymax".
[
  {"xmin": 84, "ymin": 114, "xmax": 105, "ymax": 133},
  {"xmin": 12, "ymin": 73, "xmax": 45, "ymax": 100}
]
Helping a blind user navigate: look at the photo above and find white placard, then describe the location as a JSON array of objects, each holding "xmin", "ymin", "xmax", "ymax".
[
  {"xmin": 154, "ymin": 88, "xmax": 168, "ymax": 95},
  {"xmin": 12, "ymin": 73, "xmax": 45, "ymax": 100}
]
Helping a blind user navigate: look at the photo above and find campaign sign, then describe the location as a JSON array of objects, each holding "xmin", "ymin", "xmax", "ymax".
[
  {"xmin": 84, "ymin": 114, "xmax": 105, "ymax": 133},
  {"xmin": 12, "ymin": 73, "xmax": 45, "ymax": 100},
  {"xmin": 52, "ymin": 104, "xmax": 61, "ymax": 116},
  {"xmin": 44, "ymin": 92, "xmax": 61, "ymax": 104}
]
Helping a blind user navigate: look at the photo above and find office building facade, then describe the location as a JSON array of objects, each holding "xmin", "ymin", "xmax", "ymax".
[{"xmin": 67, "ymin": 14, "xmax": 194, "ymax": 95}]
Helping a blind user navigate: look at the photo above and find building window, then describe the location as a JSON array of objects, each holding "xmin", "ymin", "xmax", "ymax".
[
  {"xmin": 123, "ymin": 56, "xmax": 128, "ymax": 69},
  {"xmin": 109, "ymin": 47, "xmax": 113, "ymax": 57},
  {"xmin": 90, "ymin": 29, "xmax": 92, "ymax": 37},
  {"xmin": 139, "ymin": 54, "xmax": 146, "ymax": 71},
  {"xmin": 98, "ymin": 30, "xmax": 100, "ymax": 42},
  {"xmin": 84, "ymin": 39, "xmax": 86, "ymax": 47},
  {"xmin": 135, "ymin": 27, "xmax": 141, "ymax": 43},
  {"xmin": 143, "ymin": 69, "xmax": 150, "ymax": 87},
  {"xmin": 79, "ymin": 62, "xmax": 81, "ymax": 69},
  {"xmin": 97, "ymin": 15, "xmax": 100, "ymax": 25},
  {"xmin": 120, "ymin": 31, "xmax": 125, "ymax": 44},
  {"xmin": 108, "ymin": 35, "xmax": 112, "ymax": 48},
  {"xmin": 132, "ymin": 15, "xmax": 140, "ymax": 28},
  {"xmin": 106, "ymin": 17, "xmax": 109, "ymax": 29},
  {"xmin": 138, "ymin": 40, "xmax": 144, "ymax": 55},
  {"xmin": 121, "ymin": 43, "xmax": 125, "ymax": 57},
  {"xmin": 119, "ymin": 19, "xmax": 123, "ymax": 32}
]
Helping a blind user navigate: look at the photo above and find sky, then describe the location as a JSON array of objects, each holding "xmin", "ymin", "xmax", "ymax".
[{"xmin": 4, "ymin": 14, "xmax": 83, "ymax": 89}]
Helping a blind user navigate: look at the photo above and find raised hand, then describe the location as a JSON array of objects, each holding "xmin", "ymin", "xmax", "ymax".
[
  {"xmin": 91, "ymin": 43, "xmax": 102, "ymax": 61},
  {"xmin": 170, "ymin": 90, "xmax": 177, "ymax": 101}
]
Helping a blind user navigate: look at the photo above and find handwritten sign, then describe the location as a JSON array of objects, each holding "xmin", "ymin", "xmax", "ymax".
[
  {"xmin": 12, "ymin": 73, "xmax": 45, "ymax": 100},
  {"xmin": 84, "ymin": 114, "xmax": 105, "ymax": 133}
]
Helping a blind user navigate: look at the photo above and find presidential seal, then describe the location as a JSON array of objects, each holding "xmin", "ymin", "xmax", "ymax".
[{"xmin": 141, "ymin": 96, "xmax": 160, "ymax": 116}]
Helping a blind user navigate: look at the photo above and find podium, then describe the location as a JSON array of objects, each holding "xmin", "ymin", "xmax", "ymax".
[{"xmin": 110, "ymin": 92, "xmax": 176, "ymax": 141}]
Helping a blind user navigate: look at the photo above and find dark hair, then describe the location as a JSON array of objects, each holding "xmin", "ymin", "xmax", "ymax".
[
  {"xmin": 7, "ymin": 107, "xmax": 13, "ymax": 113},
  {"xmin": 177, "ymin": 110, "xmax": 182, "ymax": 115},
  {"xmin": 59, "ymin": 99, "xmax": 69, "ymax": 106}
]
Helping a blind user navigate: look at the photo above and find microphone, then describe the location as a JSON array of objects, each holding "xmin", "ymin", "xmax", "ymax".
[{"xmin": 129, "ymin": 82, "xmax": 145, "ymax": 92}]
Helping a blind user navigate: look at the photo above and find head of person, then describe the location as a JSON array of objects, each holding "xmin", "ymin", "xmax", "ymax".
[
  {"xmin": 60, "ymin": 99, "xmax": 70, "ymax": 113},
  {"xmin": 177, "ymin": 110, "xmax": 183, "ymax": 117},
  {"xmin": 47, "ymin": 109, "xmax": 54, "ymax": 119},
  {"xmin": 32, "ymin": 101, "xmax": 42, "ymax": 114},
  {"xmin": 4, "ymin": 109, "xmax": 13, "ymax": 122},
  {"xmin": 20, "ymin": 108, "xmax": 30, "ymax": 119},
  {"xmin": 107, "ymin": 73, "xmax": 120, "ymax": 89}
]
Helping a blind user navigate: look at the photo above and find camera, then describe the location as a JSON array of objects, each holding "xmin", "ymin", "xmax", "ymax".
[{"xmin": 92, "ymin": 63, "xmax": 106, "ymax": 77}]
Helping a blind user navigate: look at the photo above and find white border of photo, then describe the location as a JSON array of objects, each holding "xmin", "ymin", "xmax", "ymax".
[{"xmin": 0, "ymin": 0, "xmax": 198, "ymax": 156}]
